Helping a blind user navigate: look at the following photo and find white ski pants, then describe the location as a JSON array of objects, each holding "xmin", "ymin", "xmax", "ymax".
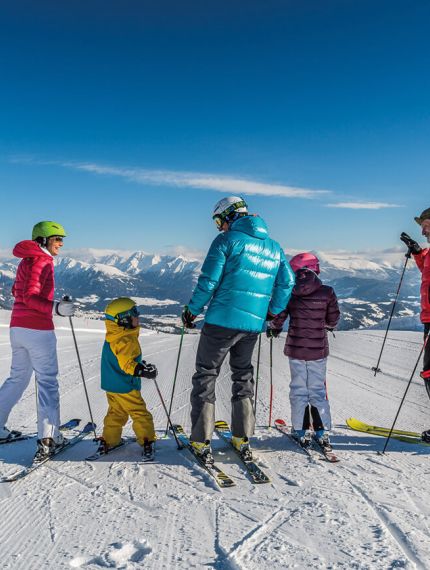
[
  {"xmin": 289, "ymin": 358, "xmax": 331, "ymax": 431},
  {"xmin": 0, "ymin": 327, "xmax": 61, "ymax": 439}
]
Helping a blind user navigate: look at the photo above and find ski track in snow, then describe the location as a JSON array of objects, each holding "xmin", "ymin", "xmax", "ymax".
[{"xmin": 0, "ymin": 313, "xmax": 430, "ymax": 568}]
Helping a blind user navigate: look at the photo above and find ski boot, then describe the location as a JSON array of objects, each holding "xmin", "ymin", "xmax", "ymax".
[
  {"xmin": 94, "ymin": 437, "xmax": 110, "ymax": 455},
  {"xmin": 142, "ymin": 440, "xmax": 155, "ymax": 462},
  {"xmin": 231, "ymin": 436, "xmax": 253, "ymax": 461},
  {"xmin": 34, "ymin": 434, "xmax": 67, "ymax": 462},
  {"xmin": 190, "ymin": 440, "xmax": 214, "ymax": 465},
  {"xmin": 422, "ymin": 429, "xmax": 430, "ymax": 443},
  {"xmin": 314, "ymin": 430, "xmax": 333, "ymax": 451},
  {"xmin": 292, "ymin": 429, "xmax": 312, "ymax": 448},
  {"xmin": 0, "ymin": 426, "xmax": 22, "ymax": 443}
]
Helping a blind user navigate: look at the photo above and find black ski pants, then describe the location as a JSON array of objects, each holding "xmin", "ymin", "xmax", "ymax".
[{"xmin": 190, "ymin": 323, "xmax": 258, "ymax": 442}]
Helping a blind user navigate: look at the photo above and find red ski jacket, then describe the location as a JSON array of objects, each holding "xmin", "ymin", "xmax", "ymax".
[
  {"xmin": 10, "ymin": 240, "xmax": 55, "ymax": 330},
  {"xmin": 414, "ymin": 248, "xmax": 430, "ymax": 323}
]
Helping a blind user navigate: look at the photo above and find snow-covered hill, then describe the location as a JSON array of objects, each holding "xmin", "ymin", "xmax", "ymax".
[
  {"xmin": 0, "ymin": 247, "xmax": 423, "ymax": 331},
  {"xmin": 0, "ymin": 309, "xmax": 429, "ymax": 568}
]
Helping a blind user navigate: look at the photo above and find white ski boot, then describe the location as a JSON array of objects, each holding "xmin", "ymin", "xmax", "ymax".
[
  {"xmin": 0, "ymin": 426, "xmax": 22, "ymax": 442},
  {"xmin": 34, "ymin": 434, "xmax": 67, "ymax": 462}
]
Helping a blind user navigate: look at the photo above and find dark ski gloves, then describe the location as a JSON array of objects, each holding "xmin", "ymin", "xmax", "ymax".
[
  {"xmin": 400, "ymin": 232, "xmax": 422, "ymax": 255},
  {"xmin": 266, "ymin": 327, "xmax": 282, "ymax": 338},
  {"xmin": 181, "ymin": 305, "xmax": 196, "ymax": 329},
  {"xmin": 134, "ymin": 361, "xmax": 157, "ymax": 379}
]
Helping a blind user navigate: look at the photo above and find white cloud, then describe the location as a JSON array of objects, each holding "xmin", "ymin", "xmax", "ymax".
[
  {"xmin": 326, "ymin": 201, "xmax": 402, "ymax": 210},
  {"xmin": 61, "ymin": 161, "xmax": 330, "ymax": 199}
]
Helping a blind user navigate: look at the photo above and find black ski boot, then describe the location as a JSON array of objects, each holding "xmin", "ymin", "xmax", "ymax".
[
  {"xmin": 422, "ymin": 429, "xmax": 430, "ymax": 443},
  {"xmin": 142, "ymin": 440, "xmax": 155, "ymax": 462}
]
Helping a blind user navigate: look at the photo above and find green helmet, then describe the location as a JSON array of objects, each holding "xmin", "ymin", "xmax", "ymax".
[{"xmin": 32, "ymin": 221, "xmax": 67, "ymax": 241}]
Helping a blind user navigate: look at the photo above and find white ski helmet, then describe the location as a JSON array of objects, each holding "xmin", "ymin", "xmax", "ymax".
[{"xmin": 212, "ymin": 196, "xmax": 248, "ymax": 230}]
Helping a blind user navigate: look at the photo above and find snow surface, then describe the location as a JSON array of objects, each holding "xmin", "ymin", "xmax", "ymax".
[{"xmin": 0, "ymin": 311, "xmax": 430, "ymax": 569}]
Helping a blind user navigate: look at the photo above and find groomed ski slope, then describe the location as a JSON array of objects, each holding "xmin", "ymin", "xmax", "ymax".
[{"xmin": 0, "ymin": 310, "xmax": 430, "ymax": 569}]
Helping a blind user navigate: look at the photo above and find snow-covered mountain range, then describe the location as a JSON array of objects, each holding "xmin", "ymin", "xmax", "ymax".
[{"xmin": 0, "ymin": 247, "xmax": 423, "ymax": 331}]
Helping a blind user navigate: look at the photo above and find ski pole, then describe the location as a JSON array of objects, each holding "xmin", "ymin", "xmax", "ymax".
[
  {"xmin": 153, "ymin": 376, "xmax": 183, "ymax": 450},
  {"xmin": 379, "ymin": 330, "xmax": 429, "ymax": 455},
  {"xmin": 164, "ymin": 325, "xmax": 185, "ymax": 436},
  {"xmin": 65, "ymin": 301, "xmax": 97, "ymax": 440},
  {"xmin": 268, "ymin": 337, "xmax": 274, "ymax": 428},
  {"xmin": 253, "ymin": 334, "xmax": 262, "ymax": 417},
  {"xmin": 372, "ymin": 252, "xmax": 411, "ymax": 376}
]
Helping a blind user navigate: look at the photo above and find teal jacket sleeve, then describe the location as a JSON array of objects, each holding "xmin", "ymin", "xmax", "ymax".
[
  {"xmin": 188, "ymin": 234, "xmax": 228, "ymax": 316},
  {"xmin": 268, "ymin": 249, "xmax": 295, "ymax": 316}
]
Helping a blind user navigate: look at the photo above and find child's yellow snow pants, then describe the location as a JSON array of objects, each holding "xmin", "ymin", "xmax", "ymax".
[{"xmin": 102, "ymin": 390, "xmax": 156, "ymax": 446}]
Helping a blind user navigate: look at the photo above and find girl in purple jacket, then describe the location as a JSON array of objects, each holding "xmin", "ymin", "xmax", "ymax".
[{"xmin": 268, "ymin": 253, "xmax": 340, "ymax": 449}]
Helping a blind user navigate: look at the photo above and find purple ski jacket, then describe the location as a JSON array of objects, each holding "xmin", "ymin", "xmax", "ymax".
[{"xmin": 271, "ymin": 268, "xmax": 340, "ymax": 361}]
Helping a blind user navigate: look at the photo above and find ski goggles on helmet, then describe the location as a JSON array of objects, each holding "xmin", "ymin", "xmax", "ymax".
[
  {"xmin": 107, "ymin": 306, "xmax": 140, "ymax": 328},
  {"xmin": 212, "ymin": 200, "xmax": 247, "ymax": 231}
]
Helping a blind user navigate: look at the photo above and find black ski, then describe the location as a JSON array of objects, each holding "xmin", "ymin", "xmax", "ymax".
[
  {"xmin": 0, "ymin": 431, "xmax": 29, "ymax": 445},
  {"xmin": 214, "ymin": 420, "xmax": 270, "ymax": 484},
  {"xmin": 0, "ymin": 418, "xmax": 81, "ymax": 446},
  {"xmin": 85, "ymin": 439, "xmax": 127, "ymax": 461},
  {"xmin": 172, "ymin": 425, "xmax": 235, "ymax": 488},
  {"xmin": 1, "ymin": 421, "xmax": 95, "ymax": 483}
]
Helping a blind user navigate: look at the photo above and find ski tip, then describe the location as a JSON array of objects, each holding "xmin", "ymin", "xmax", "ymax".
[{"xmin": 274, "ymin": 419, "xmax": 287, "ymax": 426}]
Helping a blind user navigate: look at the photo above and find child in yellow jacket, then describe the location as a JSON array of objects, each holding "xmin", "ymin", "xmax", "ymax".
[{"xmin": 98, "ymin": 298, "xmax": 157, "ymax": 459}]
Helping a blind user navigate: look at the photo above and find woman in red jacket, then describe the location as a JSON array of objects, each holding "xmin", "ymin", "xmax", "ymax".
[{"xmin": 0, "ymin": 221, "xmax": 76, "ymax": 460}]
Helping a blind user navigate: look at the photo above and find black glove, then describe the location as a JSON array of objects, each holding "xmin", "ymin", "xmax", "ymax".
[
  {"xmin": 134, "ymin": 361, "xmax": 157, "ymax": 379},
  {"xmin": 266, "ymin": 327, "xmax": 282, "ymax": 338},
  {"xmin": 266, "ymin": 312, "xmax": 275, "ymax": 321},
  {"xmin": 400, "ymin": 232, "xmax": 422, "ymax": 255},
  {"xmin": 181, "ymin": 305, "xmax": 196, "ymax": 329}
]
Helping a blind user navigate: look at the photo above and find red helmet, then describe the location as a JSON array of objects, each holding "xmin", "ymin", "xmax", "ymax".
[{"xmin": 289, "ymin": 252, "xmax": 320, "ymax": 274}]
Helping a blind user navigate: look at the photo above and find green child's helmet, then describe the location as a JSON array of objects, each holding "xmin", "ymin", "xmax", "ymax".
[{"xmin": 32, "ymin": 221, "xmax": 67, "ymax": 241}]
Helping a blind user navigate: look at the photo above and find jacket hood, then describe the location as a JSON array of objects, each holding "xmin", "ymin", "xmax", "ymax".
[
  {"xmin": 292, "ymin": 268, "xmax": 322, "ymax": 297},
  {"xmin": 13, "ymin": 240, "xmax": 52, "ymax": 260},
  {"xmin": 105, "ymin": 319, "xmax": 140, "ymax": 343},
  {"xmin": 230, "ymin": 215, "xmax": 268, "ymax": 240}
]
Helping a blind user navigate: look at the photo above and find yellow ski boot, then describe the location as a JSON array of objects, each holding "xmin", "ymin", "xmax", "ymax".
[
  {"xmin": 231, "ymin": 436, "xmax": 252, "ymax": 461},
  {"xmin": 190, "ymin": 440, "xmax": 214, "ymax": 465}
]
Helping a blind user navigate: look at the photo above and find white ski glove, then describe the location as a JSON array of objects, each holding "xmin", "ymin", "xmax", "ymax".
[{"xmin": 54, "ymin": 299, "xmax": 76, "ymax": 317}]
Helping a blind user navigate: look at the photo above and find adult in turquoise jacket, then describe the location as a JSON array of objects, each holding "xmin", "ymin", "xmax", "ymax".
[{"xmin": 182, "ymin": 196, "xmax": 295, "ymax": 460}]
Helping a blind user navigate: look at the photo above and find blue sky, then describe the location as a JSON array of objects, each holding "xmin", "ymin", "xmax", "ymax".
[{"xmin": 1, "ymin": 1, "xmax": 429, "ymax": 257}]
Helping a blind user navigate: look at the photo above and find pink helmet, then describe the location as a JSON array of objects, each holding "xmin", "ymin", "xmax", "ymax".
[{"xmin": 289, "ymin": 252, "xmax": 320, "ymax": 274}]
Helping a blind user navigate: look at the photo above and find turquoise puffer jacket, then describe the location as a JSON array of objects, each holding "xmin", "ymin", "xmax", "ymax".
[{"xmin": 188, "ymin": 215, "xmax": 295, "ymax": 332}]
